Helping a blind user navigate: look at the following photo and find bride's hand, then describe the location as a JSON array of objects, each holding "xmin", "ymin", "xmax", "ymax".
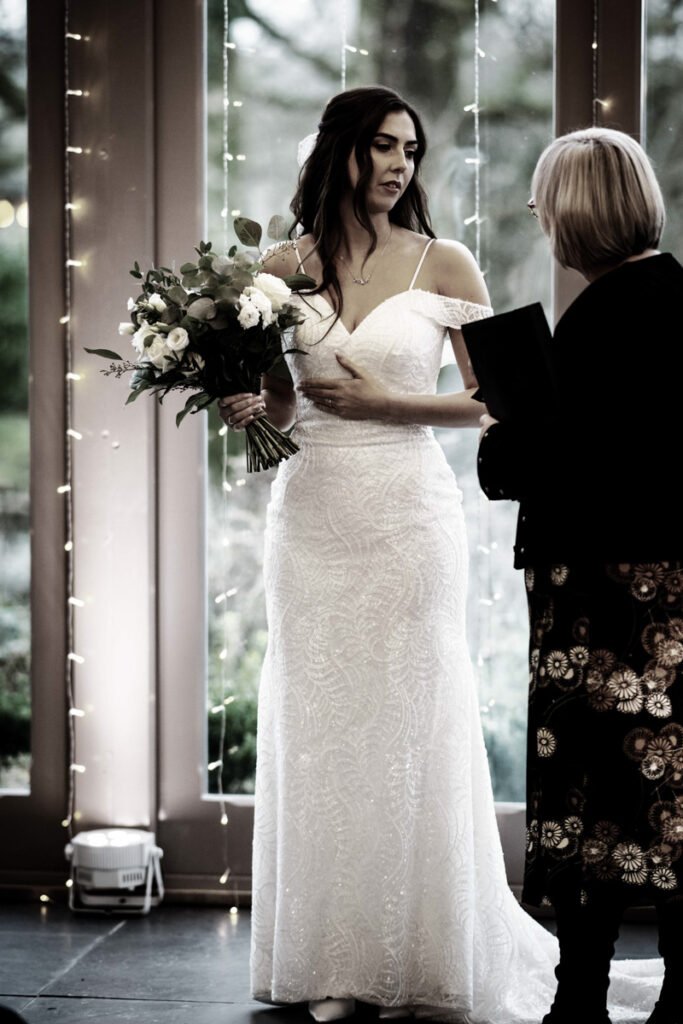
[
  {"xmin": 218, "ymin": 392, "xmax": 266, "ymax": 431},
  {"xmin": 297, "ymin": 353, "xmax": 389, "ymax": 420}
]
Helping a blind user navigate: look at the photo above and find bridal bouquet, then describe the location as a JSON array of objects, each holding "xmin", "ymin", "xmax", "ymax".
[{"xmin": 88, "ymin": 217, "xmax": 313, "ymax": 471}]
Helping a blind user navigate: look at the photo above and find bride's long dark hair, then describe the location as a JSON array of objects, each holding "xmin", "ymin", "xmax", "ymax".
[{"xmin": 289, "ymin": 85, "xmax": 435, "ymax": 318}]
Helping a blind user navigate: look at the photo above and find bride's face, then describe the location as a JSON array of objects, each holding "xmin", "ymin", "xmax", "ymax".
[{"xmin": 347, "ymin": 109, "xmax": 418, "ymax": 212}]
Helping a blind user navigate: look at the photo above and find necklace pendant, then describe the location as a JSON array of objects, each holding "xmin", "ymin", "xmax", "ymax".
[{"xmin": 352, "ymin": 276, "xmax": 369, "ymax": 286}]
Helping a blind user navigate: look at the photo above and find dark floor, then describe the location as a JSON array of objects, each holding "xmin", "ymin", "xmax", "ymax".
[{"xmin": 0, "ymin": 903, "xmax": 659, "ymax": 1024}]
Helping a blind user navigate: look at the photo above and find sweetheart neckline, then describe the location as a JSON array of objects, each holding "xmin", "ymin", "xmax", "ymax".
[
  {"xmin": 303, "ymin": 288, "xmax": 484, "ymax": 337},
  {"xmin": 310, "ymin": 288, "xmax": 425, "ymax": 337}
]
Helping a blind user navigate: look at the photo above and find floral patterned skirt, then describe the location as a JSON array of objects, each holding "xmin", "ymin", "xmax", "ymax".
[{"xmin": 523, "ymin": 560, "xmax": 683, "ymax": 909}]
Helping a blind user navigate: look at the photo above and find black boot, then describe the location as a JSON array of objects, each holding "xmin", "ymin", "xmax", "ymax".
[
  {"xmin": 542, "ymin": 896, "xmax": 623, "ymax": 1024},
  {"xmin": 646, "ymin": 895, "xmax": 683, "ymax": 1024}
]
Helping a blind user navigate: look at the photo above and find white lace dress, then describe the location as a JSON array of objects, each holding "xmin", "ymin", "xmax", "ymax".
[{"xmin": 250, "ymin": 251, "xmax": 662, "ymax": 1022}]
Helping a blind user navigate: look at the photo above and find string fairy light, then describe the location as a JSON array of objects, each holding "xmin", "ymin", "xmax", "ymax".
[
  {"xmin": 590, "ymin": 1, "xmax": 612, "ymax": 123},
  {"xmin": 466, "ymin": 0, "xmax": 495, "ymax": 704},
  {"xmin": 61, "ymin": 0, "xmax": 87, "ymax": 841},
  {"xmin": 592, "ymin": 0, "xmax": 599, "ymax": 126},
  {"xmin": 211, "ymin": 0, "xmax": 233, "ymax": 893},
  {"xmin": 340, "ymin": 0, "xmax": 347, "ymax": 89},
  {"xmin": 471, "ymin": 0, "xmax": 482, "ymax": 263},
  {"xmin": 221, "ymin": 0, "xmax": 230, "ymax": 251}
]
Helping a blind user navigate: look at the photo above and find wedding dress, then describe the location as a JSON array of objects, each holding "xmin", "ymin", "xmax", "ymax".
[{"xmin": 250, "ymin": 241, "xmax": 662, "ymax": 1022}]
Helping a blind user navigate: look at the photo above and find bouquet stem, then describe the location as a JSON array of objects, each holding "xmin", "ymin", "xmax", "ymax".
[{"xmin": 244, "ymin": 416, "xmax": 299, "ymax": 472}]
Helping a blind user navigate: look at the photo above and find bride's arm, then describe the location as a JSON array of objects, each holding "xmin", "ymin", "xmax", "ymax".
[
  {"xmin": 217, "ymin": 243, "xmax": 298, "ymax": 431},
  {"xmin": 299, "ymin": 240, "xmax": 490, "ymax": 428}
]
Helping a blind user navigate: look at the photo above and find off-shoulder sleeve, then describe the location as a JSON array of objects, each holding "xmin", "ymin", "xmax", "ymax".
[
  {"xmin": 431, "ymin": 295, "xmax": 494, "ymax": 330},
  {"xmin": 425, "ymin": 294, "xmax": 493, "ymax": 367}
]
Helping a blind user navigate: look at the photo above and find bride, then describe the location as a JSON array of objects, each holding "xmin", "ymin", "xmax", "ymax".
[{"xmin": 218, "ymin": 86, "xmax": 661, "ymax": 1023}]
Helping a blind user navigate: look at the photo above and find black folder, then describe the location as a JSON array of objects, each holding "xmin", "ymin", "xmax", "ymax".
[{"xmin": 461, "ymin": 302, "xmax": 558, "ymax": 422}]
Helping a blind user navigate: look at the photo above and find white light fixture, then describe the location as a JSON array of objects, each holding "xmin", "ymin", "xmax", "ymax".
[{"xmin": 65, "ymin": 828, "xmax": 164, "ymax": 914}]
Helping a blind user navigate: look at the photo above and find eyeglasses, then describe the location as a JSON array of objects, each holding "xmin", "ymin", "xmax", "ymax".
[{"xmin": 527, "ymin": 198, "xmax": 538, "ymax": 218}]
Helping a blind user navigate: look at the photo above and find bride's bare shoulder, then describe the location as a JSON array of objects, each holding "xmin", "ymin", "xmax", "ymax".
[
  {"xmin": 429, "ymin": 238, "xmax": 491, "ymax": 306},
  {"xmin": 260, "ymin": 241, "xmax": 300, "ymax": 279},
  {"xmin": 261, "ymin": 233, "xmax": 316, "ymax": 280}
]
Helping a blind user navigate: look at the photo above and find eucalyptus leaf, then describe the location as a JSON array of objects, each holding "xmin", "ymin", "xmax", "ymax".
[
  {"xmin": 180, "ymin": 262, "xmax": 197, "ymax": 274},
  {"xmin": 267, "ymin": 215, "xmax": 288, "ymax": 241},
  {"xmin": 233, "ymin": 253, "xmax": 256, "ymax": 272},
  {"xmin": 182, "ymin": 272, "xmax": 203, "ymax": 290},
  {"xmin": 85, "ymin": 347, "xmax": 124, "ymax": 360},
  {"xmin": 230, "ymin": 269, "xmax": 254, "ymax": 291},
  {"xmin": 234, "ymin": 217, "xmax": 262, "ymax": 248},
  {"xmin": 166, "ymin": 284, "xmax": 188, "ymax": 305},
  {"xmin": 215, "ymin": 284, "xmax": 241, "ymax": 304},
  {"xmin": 284, "ymin": 273, "xmax": 317, "ymax": 290},
  {"xmin": 176, "ymin": 391, "xmax": 204, "ymax": 427}
]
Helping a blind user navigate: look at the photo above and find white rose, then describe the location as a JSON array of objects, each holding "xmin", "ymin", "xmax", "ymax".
[
  {"xmin": 237, "ymin": 297, "xmax": 260, "ymax": 330},
  {"xmin": 166, "ymin": 326, "xmax": 190, "ymax": 353},
  {"xmin": 243, "ymin": 285, "xmax": 275, "ymax": 327},
  {"xmin": 118, "ymin": 322, "xmax": 135, "ymax": 336},
  {"xmin": 252, "ymin": 272, "xmax": 291, "ymax": 312},
  {"xmin": 141, "ymin": 335, "xmax": 172, "ymax": 370},
  {"xmin": 131, "ymin": 323, "xmax": 158, "ymax": 355},
  {"xmin": 147, "ymin": 292, "xmax": 167, "ymax": 312}
]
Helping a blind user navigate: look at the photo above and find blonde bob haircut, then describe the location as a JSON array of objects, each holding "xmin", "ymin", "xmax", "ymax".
[{"xmin": 531, "ymin": 127, "xmax": 665, "ymax": 277}]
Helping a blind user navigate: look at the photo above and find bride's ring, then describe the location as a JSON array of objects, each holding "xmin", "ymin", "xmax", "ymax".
[{"xmin": 326, "ymin": 398, "xmax": 333, "ymax": 407}]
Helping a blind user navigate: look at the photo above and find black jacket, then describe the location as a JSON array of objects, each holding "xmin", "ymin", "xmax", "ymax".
[{"xmin": 477, "ymin": 253, "xmax": 683, "ymax": 568}]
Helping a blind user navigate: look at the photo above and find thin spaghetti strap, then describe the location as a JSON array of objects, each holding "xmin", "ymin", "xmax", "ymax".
[
  {"xmin": 409, "ymin": 238, "xmax": 435, "ymax": 290},
  {"xmin": 292, "ymin": 238, "xmax": 304, "ymax": 274}
]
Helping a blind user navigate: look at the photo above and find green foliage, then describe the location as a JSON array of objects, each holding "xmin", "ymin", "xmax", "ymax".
[
  {"xmin": 207, "ymin": 696, "xmax": 258, "ymax": 794},
  {"xmin": 0, "ymin": 413, "xmax": 29, "ymax": 489},
  {"xmin": 0, "ymin": 660, "xmax": 31, "ymax": 762},
  {"xmin": 0, "ymin": 246, "xmax": 28, "ymax": 412},
  {"xmin": 267, "ymin": 215, "xmax": 288, "ymax": 241},
  {"xmin": 84, "ymin": 347, "xmax": 123, "ymax": 361},
  {"xmin": 233, "ymin": 217, "xmax": 262, "ymax": 247}
]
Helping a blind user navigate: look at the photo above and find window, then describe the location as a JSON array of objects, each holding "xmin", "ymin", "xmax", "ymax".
[
  {"xmin": 0, "ymin": 0, "xmax": 29, "ymax": 793},
  {"xmin": 647, "ymin": 0, "xmax": 683, "ymax": 248}
]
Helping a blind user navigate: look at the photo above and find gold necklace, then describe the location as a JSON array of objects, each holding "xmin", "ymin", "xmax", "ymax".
[{"xmin": 338, "ymin": 227, "xmax": 393, "ymax": 286}]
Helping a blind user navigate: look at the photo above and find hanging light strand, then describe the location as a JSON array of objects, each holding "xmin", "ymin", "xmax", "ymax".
[
  {"xmin": 340, "ymin": 0, "xmax": 348, "ymax": 90},
  {"xmin": 471, "ymin": 0, "xmax": 493, "ymax": 697},
  {"xmin": 222, "ymin": 0, "xmax": 230, "ymax": 251},
  {"xmin": 213, "ymin": 0, "xmax": 232, "ymax": 888},
  {"xmin": 62, "ymin": 0, "xmax": 82, "ymax": 839},
  {"xmin": 217, "ymin": 419, "xmax": 231, "ymax": 843},
  {"xmin": 472, "ymin": 0, "xmax": 482, "ymax": 264},
  {"xmin": 592, "ymin": 0, "xmax": 599, "ymax": 126}
]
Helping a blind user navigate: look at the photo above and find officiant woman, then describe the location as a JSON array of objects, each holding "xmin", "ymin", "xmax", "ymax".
[{"xmin": 477, "ymin": 127, "xmax": 683, "ymax": 1024}]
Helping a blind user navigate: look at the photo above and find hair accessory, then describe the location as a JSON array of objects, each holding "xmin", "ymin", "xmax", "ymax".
[{"xmin": 297, "ymin": 132, "xmax": 319, "ymax": 169}]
